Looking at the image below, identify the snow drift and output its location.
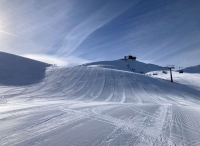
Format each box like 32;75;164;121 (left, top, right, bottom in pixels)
0;52;50;86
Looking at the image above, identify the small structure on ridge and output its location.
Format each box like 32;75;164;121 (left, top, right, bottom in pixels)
124;55;136;60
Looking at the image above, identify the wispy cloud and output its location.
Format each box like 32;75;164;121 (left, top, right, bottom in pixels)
56;0;139;56
0;30;21;38
0;0;200;67
23;54;90;66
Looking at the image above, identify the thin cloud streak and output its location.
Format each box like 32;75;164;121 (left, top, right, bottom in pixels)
56;0;139;56
0;30;20;37
23;54;90;67
0;0;199;67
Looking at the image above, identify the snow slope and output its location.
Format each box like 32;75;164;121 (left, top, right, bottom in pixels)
84;59;164;73
147;70;200;91
0;52;50;86
0;53;200;146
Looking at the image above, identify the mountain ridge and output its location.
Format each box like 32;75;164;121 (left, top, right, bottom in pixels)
184;64;200;73
83;59;164;74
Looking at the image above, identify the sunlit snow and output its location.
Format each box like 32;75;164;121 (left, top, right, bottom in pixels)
0;52;200;146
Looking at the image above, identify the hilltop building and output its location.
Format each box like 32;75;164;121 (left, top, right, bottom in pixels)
124;55;136;60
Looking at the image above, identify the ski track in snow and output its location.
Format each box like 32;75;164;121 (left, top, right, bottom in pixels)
0;65;200;146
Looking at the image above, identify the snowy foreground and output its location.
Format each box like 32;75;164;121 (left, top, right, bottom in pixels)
1;58;200;145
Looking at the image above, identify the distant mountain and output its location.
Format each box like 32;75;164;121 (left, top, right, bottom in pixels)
0;52;50;86
83;59;164;73
184;64;200;73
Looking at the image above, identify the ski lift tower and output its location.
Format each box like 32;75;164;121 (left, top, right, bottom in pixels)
166;65;175;82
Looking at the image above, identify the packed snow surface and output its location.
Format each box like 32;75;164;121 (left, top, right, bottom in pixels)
147;70;200;91
0;53;200;146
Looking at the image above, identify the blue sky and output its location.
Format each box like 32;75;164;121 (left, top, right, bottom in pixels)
0;0;200;67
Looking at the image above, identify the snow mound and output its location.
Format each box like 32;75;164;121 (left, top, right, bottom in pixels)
84;59;164;73
0;52;50;86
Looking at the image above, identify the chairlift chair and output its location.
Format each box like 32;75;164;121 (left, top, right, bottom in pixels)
153;72;158;75
179;67;184;73
162;70;167;74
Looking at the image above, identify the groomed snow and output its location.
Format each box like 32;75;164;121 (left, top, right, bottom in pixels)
0;53;200;146
147;70;200;91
